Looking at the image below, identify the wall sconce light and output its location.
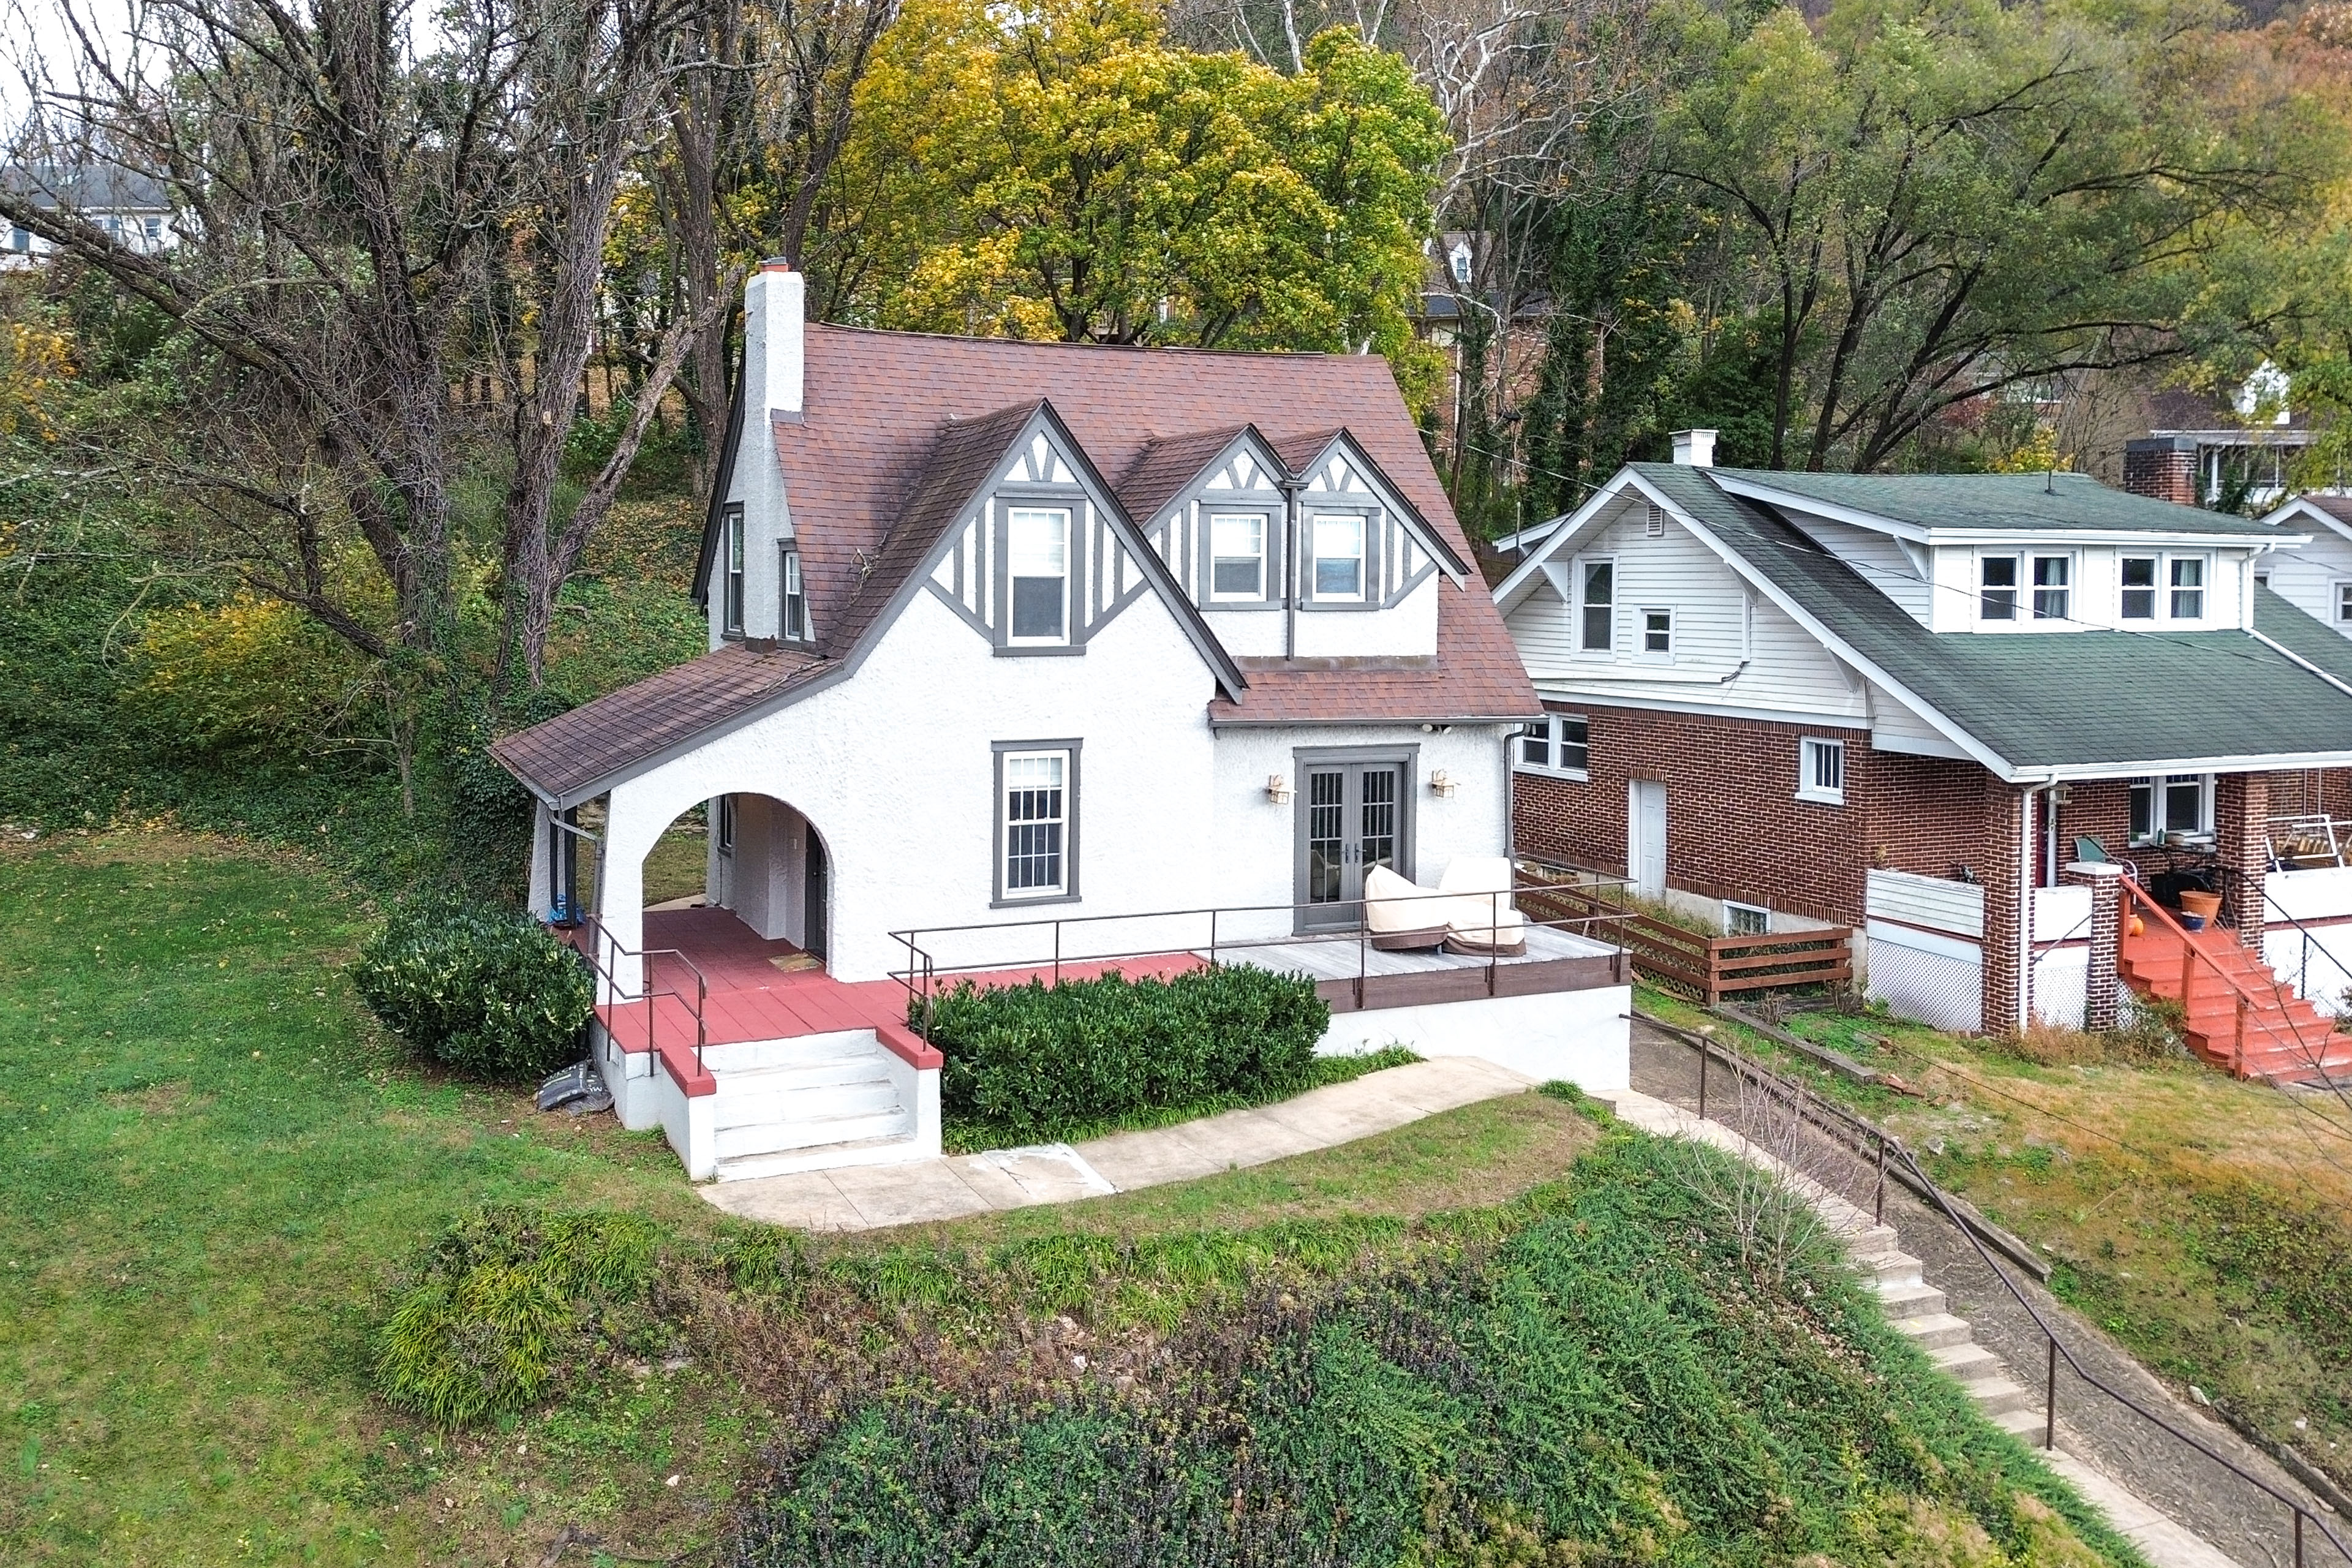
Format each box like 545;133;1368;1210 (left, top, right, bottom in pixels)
1429;769;1458;798
1265;774;1294;805
2050;782;2073;806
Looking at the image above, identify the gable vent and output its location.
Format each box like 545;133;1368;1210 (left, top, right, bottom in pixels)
1645;505;1665;537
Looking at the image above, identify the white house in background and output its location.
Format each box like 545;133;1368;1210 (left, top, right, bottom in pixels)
2258;494;2352;638
1;165;172;268
491;262;1632;1182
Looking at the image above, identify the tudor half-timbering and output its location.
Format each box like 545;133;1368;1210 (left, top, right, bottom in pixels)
491;262;1628;1180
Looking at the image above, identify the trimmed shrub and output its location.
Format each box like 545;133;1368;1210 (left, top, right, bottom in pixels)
352;897;593;1079
920;963;1330;1140
374;1205;662;1427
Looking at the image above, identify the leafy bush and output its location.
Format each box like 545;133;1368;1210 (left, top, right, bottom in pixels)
920;963;1331;1140
375;1205;661;1427
352;897;592;1079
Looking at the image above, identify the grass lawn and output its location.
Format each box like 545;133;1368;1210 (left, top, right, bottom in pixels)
0;831;1607;1566
1640;984;2352;1490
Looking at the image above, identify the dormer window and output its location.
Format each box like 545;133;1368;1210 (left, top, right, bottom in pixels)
780;543;810;643
722;503;745;636
1008;507;1070;643
1312;513;1365;600
1209;513;1267;600
1979;556;2018;620
2121;556;2157;619
2032;556;2070;620
2170;557;2205;620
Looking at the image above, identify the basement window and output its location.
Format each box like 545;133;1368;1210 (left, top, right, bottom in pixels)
1724;901;1771;937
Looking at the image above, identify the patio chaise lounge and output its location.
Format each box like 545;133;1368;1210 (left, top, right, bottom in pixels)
1362;859;1528;957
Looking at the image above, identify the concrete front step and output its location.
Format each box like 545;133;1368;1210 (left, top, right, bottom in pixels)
1875;1279;1948;1321
712;1131;930;1183
1896;1311;1976;1351
714;1104;914;1161
715;1075;903;1131
700;1028;889;1074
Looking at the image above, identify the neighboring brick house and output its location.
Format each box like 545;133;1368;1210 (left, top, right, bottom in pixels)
1493;446;2352;1047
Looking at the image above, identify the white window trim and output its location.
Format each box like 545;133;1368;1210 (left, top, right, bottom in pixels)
1513;713;1590;781
1724;900;1771;936
2119;553;2161;622
2168;553;2211;622
2335;580;2352;624
995;742;1079;904
1638;605;1675;660
1308;510;1369;603
1207;511;1270;603
1796;736;1846;805
1006;506;1073;646
1977;550;2022;625
2029;551;2075;623
1575;554;1616;655
2128;772;2214;846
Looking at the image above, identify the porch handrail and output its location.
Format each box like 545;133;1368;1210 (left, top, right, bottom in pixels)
1657;1020;2352;1567
2117;873;2312;1077
888;881;1635;1037
576;913;712;1079
2201;862;2352;1053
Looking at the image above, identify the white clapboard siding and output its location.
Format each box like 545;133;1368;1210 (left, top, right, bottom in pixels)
1866;681;1971;759
1784;514;1932;624
2263;531;2352;637
1866;868;1986;939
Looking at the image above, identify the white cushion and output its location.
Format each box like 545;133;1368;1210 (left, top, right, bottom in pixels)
1364;864;1452;935
1438;857;1523;946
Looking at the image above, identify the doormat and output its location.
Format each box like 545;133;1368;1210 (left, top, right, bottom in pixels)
769;952;822;973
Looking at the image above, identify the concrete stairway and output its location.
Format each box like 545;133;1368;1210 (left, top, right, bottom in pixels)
706;1032;921;1182
2120;924;2352;1084
1858;1229;2048;1440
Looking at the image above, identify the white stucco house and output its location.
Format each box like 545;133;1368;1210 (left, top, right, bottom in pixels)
491;263;1632;1180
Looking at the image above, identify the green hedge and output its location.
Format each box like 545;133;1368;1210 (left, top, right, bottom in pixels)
919;964;1332;1141
351;897;593;1079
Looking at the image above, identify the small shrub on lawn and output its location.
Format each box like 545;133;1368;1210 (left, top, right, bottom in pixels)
920;963;1332;1140
352;897;592;1079
375;1205;662;1427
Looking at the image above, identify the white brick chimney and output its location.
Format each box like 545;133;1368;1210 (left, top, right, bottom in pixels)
744;258;804;417
1671;428;1716;467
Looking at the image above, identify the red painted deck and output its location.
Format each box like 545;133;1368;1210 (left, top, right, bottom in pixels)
582;907;1205;1091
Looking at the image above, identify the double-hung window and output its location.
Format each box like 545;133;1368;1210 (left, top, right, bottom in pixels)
1515;714;1590;778
2120;556;2157;620
1312;513;1365;600
1008;508;1070;643
2337;582;2352;624
1980;556;2019;620
1579;559;1615;651
2032;556;2071;620
1640;607;1673;656
1798;737;1845;805
780;545;810;643
722;503;745;636
2170;557;2206;620
1209;513;1267;600
998;745;1076;900
2130;774;2211;844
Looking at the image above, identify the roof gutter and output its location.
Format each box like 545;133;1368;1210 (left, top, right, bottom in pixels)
2250;627;2352;704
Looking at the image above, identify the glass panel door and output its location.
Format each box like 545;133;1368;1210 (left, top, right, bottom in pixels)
1306;769;1348;908
1299;761;1406;930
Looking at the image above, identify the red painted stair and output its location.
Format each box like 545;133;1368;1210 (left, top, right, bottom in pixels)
2120;919;2352;1084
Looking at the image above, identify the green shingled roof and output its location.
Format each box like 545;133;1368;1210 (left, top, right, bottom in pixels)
1711;467;2280;537
1632;464;2352;773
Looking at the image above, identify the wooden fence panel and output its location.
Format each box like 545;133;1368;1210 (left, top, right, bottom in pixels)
1515;865;1853;1003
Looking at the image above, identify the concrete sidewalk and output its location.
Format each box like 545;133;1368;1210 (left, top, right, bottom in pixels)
699;1056;1534;1232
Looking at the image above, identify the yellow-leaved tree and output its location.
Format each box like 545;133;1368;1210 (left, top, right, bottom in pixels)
815;0;1446;402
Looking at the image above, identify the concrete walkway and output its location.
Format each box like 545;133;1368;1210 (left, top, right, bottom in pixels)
700;1056;1535;1232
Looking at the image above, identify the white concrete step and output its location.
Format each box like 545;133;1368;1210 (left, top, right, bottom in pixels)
1857;1247;1924;1289
714;1131;930;1183
1896;1312;1976;1351
701;1028;886;1074
715;1076;903;1131
715;1054;899;1102
1990;1404;2049;1439
1931;1341;2004;1383
714;1104;914;1161
1961;1375;2037;1419
1875;1279;1947;1320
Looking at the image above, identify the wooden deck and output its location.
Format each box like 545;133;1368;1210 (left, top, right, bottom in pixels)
1204;925;1629;1015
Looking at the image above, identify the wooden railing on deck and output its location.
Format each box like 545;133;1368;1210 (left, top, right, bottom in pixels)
1514;865;1853;1004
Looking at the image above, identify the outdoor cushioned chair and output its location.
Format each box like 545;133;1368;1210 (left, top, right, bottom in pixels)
1438;856;1527;957
1363;864;1450;951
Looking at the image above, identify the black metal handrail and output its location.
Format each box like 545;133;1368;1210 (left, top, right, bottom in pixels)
888;882;1635;1036
1661;1020;2352;1567
576;913;712;1079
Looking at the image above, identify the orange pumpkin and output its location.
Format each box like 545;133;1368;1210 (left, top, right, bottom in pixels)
2127;915;2145;937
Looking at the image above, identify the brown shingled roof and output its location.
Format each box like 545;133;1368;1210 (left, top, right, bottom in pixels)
492;643;831;805
756;325;1536;726
1114;424;1254;526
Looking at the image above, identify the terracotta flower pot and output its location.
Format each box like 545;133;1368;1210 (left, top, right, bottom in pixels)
2178;890;2223;923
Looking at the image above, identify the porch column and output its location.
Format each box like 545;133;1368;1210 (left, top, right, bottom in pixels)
2065;860;2124;1032
527;799;554;918
598;780;663;1001
2214;772;2269;952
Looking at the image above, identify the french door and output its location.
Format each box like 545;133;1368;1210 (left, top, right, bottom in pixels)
1298;759;1408;930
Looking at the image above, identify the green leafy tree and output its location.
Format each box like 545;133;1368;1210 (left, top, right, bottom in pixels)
813;0;1446;396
